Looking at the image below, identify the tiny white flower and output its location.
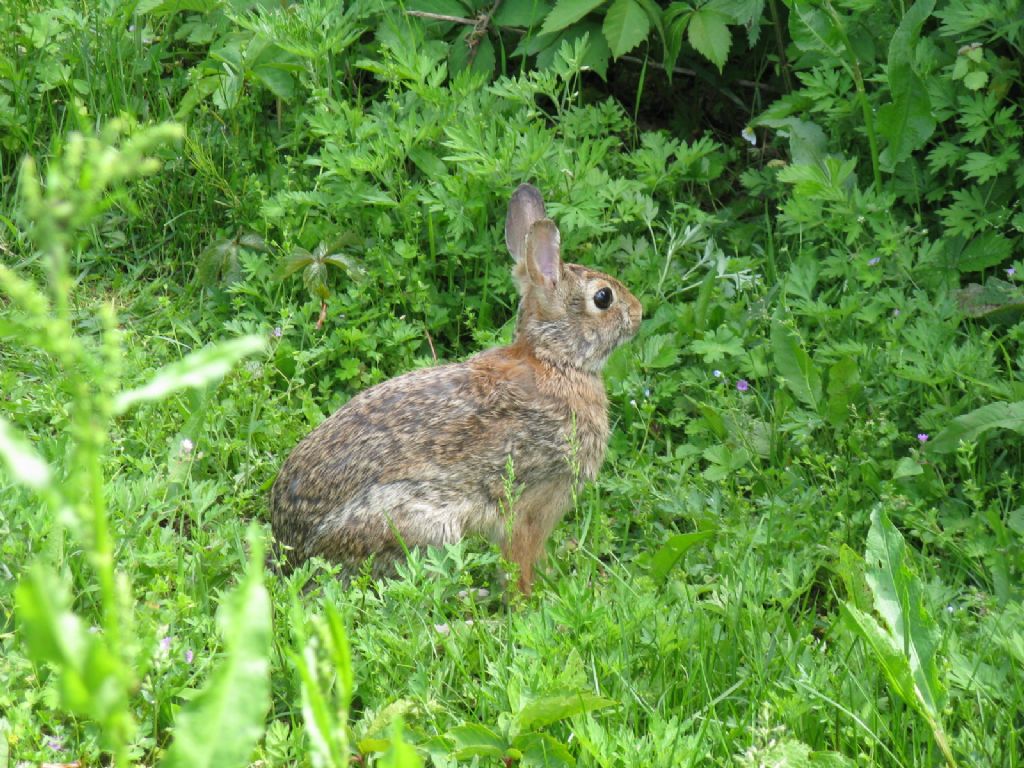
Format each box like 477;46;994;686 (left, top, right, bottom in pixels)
434;623;450;636
741;126;757;146
712;369;722;378
477;588;489;598
180;438;194;455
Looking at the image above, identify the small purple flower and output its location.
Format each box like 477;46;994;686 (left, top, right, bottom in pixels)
1006;267;1016;277
892;309;901;317
917;433;929;443
736;379;750;392
272;326;283;338
185;648;194;664
712;369;723;378
160;636;172;652
868;257;881;266
47;739;63;752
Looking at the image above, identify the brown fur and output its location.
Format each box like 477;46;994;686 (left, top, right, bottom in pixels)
270;184;642;594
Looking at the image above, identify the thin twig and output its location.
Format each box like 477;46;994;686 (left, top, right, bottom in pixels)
424;326;437;363
405;10;476;25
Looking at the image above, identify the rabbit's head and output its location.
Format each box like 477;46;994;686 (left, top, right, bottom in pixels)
504;184;642;373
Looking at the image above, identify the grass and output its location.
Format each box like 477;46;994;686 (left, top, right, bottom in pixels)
1;1;1023;767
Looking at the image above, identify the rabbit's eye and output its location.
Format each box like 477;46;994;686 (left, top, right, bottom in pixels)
593;287;613;310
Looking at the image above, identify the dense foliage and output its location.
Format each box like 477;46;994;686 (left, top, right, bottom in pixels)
1;0;1022;765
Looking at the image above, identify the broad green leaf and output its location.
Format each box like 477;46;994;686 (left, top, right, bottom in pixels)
662;2;692;74
963;70;988;90
162;527;272;768
825;357;861;426
771;321;822;411
877;0;936;169
877;75;934;169
513;732;576;767
864;507;946;716
114;336;266;414
379;719;424;768
253;65;295;100
928;400;1024;453
602;0;649;59
16;566;87;679
514;692;616;733
788;0;842;55
540;0;608;35
841;603;919;709
836;544;873;613
15;566;133;742
956;277;1024;319
449;27;496;77
892;457;924;479
448;723;508;759
136;0;217;13
0;416;52;489
651;531;715;583
686;7;731;71
494;0;553;28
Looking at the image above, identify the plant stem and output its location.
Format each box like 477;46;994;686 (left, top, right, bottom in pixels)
823;1;882;191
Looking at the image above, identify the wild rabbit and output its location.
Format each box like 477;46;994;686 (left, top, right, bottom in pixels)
271;184;642;594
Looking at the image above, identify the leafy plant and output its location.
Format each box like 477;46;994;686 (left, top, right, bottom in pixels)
841;507;957;767
446;690;616;766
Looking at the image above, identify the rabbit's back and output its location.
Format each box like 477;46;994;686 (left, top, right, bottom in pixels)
270;345;602;568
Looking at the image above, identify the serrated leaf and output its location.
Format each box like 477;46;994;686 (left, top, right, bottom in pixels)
686;7;731;71
114;336;266;414
540;0;608;35
514;692;616;733
602;0;649;58
771;321;821;411
0;416;52;489
928;400;1024;453
957;231;1013;272
162;528;272;768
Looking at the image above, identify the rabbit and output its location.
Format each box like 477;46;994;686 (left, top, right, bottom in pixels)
270;184;642;594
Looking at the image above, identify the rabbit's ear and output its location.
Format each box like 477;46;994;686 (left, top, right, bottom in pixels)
506;184;547;262
525;219;561;290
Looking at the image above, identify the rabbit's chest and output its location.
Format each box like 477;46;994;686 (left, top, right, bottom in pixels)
570;406;609;482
